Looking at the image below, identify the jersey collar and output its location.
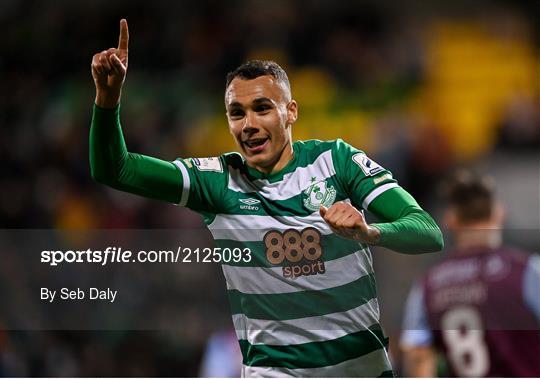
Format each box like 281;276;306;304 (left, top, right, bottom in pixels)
244;142;300;183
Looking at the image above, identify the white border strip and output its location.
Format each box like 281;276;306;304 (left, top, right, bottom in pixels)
173;160;191;206
362;183;399;210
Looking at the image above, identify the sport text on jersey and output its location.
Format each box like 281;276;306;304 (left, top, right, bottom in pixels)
264;227;326;279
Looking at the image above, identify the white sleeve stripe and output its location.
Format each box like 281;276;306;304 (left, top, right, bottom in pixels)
523;254;540;322
362;183;399;210
173;160;190;207
400;282;433;347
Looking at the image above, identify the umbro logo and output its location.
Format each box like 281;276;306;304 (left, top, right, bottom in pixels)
239;198;260;205
239;198;260;211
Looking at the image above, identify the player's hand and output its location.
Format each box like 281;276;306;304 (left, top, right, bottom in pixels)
320;202;381;244
91;19;129;108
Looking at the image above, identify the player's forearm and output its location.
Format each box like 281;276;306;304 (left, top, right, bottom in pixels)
367;187;443;254
373;208;443;254
95;90;122;109
89;104;182;203
89;104;128;183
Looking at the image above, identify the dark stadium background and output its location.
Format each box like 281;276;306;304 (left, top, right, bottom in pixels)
0;0;538;376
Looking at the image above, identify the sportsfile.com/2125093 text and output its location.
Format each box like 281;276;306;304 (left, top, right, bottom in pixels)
40;247;252;266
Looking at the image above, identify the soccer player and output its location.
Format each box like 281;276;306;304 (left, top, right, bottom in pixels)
400;170;540;377
90;19;443;377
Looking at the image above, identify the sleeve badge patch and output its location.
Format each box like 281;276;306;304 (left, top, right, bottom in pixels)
192;157;223;173
352;153;384;176
182;158;193;168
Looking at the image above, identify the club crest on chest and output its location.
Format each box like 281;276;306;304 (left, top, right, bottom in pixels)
303;177;336;212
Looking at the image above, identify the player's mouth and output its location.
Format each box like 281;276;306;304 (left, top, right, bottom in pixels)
243;137;269;153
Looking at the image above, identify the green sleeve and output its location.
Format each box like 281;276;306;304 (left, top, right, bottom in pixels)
89;104;182;204
369;187;444;254
176;156;229;221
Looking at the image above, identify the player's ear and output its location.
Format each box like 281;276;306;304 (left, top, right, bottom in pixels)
492;202;506;225
444;208;458;230
286;100;298;125
227;118;236;138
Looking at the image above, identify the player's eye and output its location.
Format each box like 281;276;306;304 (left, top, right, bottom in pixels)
229;109;245;119
255;104;271;113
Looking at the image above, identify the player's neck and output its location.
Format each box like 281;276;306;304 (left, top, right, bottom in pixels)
252;142;294;175
454;226;503;250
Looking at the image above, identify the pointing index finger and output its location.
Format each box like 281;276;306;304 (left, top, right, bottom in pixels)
118;19;129;51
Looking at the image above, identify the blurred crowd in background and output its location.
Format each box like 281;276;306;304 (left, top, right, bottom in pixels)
0;0;538;376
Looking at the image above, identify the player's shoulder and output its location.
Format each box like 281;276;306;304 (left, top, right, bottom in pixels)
498;247;540;269
296;138;365;152
294;138;367;161
220;151;244;171
294;139;334;153
177;152;241;176
424;246;536;282
473;246;536;267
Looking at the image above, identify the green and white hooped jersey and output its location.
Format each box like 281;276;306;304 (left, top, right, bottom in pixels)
174;139;397;377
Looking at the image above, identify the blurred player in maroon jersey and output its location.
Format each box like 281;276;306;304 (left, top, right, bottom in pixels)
400;170;540;377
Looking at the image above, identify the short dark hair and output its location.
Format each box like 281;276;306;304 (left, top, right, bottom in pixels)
225;60;291;92
443;169;495;223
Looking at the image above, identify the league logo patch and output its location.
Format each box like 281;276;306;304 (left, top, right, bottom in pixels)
192;157;223;173
352;153;384;176
303;178;336;212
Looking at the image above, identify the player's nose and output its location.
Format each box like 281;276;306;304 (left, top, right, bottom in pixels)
242;111;259;133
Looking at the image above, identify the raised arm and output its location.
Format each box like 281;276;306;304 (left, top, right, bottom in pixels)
91;19;129;109
89;19;182;203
